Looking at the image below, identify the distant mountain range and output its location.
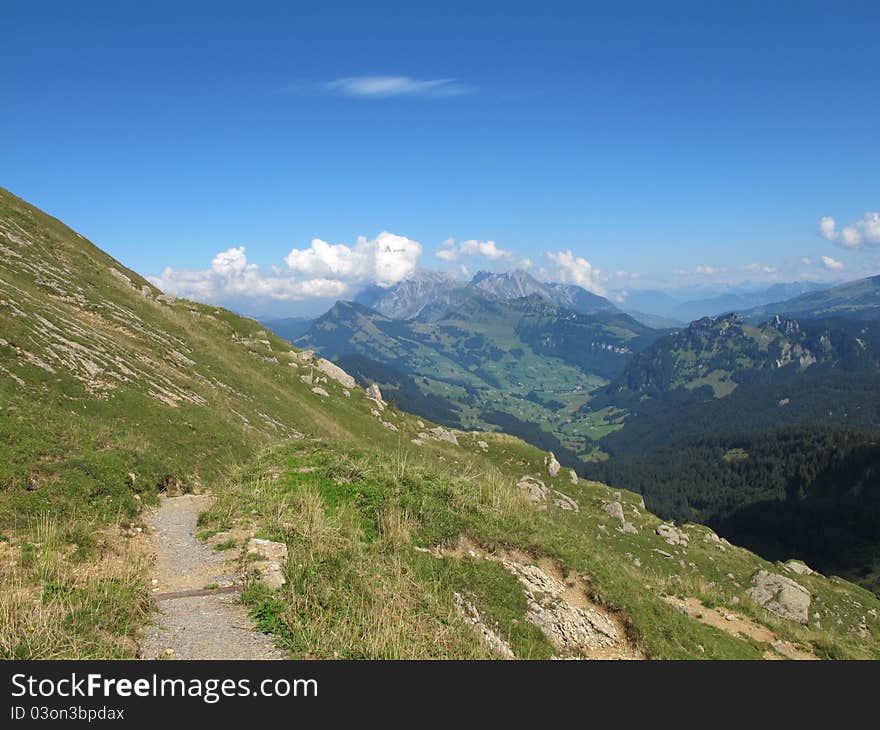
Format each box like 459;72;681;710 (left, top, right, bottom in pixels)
741;275;880;322
622;281;833;323
356;269;620;321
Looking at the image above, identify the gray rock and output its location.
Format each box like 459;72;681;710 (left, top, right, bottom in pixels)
311;386;329;397
315;358;356;388
545;452;561;477
603;500;625;522
517;475;549;505
366;383;383;401
784;559;817;576
656;523;689;547
746;570;811;624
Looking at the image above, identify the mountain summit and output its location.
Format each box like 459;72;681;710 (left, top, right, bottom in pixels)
354;268;619;321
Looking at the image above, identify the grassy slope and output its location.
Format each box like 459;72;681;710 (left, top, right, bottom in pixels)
743;275;880;322
2;186;879;659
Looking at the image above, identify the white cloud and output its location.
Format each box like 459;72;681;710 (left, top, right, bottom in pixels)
150;232;422;304
149;246;350;302
695;265;719;275
520;258;534;270
435;238;458;262
284;232;422;288
545;250;606;295
819;212;880;249
326;76;470;98
821;255;844;270
743;263;777;274
801;257;813;265
434;238;513;262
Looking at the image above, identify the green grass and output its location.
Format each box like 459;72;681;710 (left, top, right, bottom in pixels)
200;436;880;659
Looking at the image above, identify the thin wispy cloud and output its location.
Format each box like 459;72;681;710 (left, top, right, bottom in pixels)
325;75;471;98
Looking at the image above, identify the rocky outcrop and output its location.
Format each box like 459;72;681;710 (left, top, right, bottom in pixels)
291;349;315;364
602;495;637;534
545;452;561;477
419;427;458;445
518;475;549;505
746;570;811;624
603;500;625;521
366;383;383;402
569;469;578;485
311;386;329;397
502;560;620;655
784;560;817;576
454;592;515;659
315;358;356;389
246;538;288;590
517;475;578;512
551;490;579;512
656;523;689;547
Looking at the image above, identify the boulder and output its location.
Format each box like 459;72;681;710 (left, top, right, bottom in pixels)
551;490;579;512
426;427;458;445
545;452;561;477
746;570;811;624
315;358;356;389
253;560;285;590
291;349;315;364
602;500;625;522
656;523;689;547
569;469;578;485
366;383;383;402
311;386;329;397
784;559;817;576
517;475;549;505
247;538;287;562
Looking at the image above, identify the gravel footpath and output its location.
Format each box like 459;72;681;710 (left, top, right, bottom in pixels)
140;494;286;660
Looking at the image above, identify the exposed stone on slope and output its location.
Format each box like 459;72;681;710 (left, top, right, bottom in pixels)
656;523;689;547
315;357;356;389
420;427;458;445
602;500;625;521
747;570;811;624
311;386;329;397
517;475;549;505
454;592;515;659
545;452;561;477
246;538;288;590
502;560;620;655
599;494;637;532
551;490;579;512
291;349;315;364
366;383;383;402
784;559;818;576
569;469;578;485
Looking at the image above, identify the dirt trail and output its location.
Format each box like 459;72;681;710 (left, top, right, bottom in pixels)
140;494;285;660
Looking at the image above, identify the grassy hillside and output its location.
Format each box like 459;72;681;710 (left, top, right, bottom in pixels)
2;186;880;660
742;275;880;322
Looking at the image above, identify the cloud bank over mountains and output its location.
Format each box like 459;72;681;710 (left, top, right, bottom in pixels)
151;208;873;310
152;232;613;307
820;212;880;249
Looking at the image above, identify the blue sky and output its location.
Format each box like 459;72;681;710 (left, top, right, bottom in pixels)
2;1;879;315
